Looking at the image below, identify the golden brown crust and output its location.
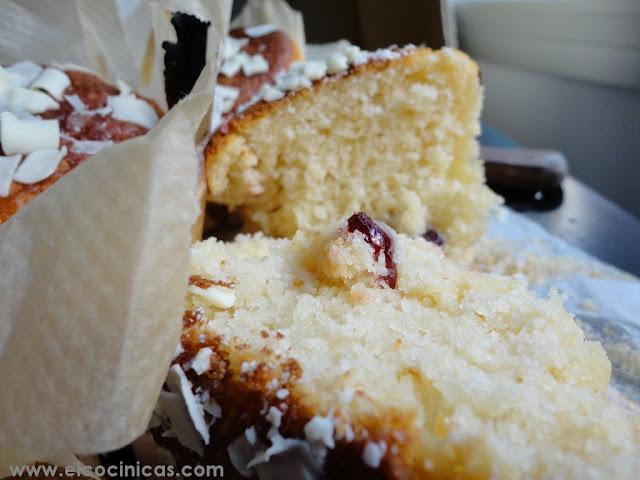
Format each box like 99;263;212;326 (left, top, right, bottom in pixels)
154;310;435;480
204;47;450;198
0;69;163;225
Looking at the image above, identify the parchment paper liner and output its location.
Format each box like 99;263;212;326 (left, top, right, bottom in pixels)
0;0;230;463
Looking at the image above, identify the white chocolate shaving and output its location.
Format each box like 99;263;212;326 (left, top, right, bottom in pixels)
213;45;418;135
241;54;269;76
304;416;335;448
326;52;348;74
0;154;21;197
0;78;59;114
220;35;270;78
223;36;249;60
107;94;158;129
215;84;240;114
0;111;59;155
303;61;327;81
362;441;387;469
275;388;289;399
65;94;86;112
244;24;278;37
189;347;213;375
189;284;236;309
116;79;132;96
343;45;362;62
31;67;71;100
220;56;243;77
259;84;284;102
13;146;67;184
155;390;204;456
4;62;43;87
164;365;210;451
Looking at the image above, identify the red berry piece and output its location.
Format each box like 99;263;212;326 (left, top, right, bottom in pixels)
423;228;444;247
346;212;397;288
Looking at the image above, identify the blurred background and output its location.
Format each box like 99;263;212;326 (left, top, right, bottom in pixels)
233;0;640;218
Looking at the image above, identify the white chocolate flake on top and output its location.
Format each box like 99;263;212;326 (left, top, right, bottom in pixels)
188;284;236;309
31;67;71;100
107;93;158;129
13;146;67;184
212;44;417;133
3;61;43;87
0;111;59;155
220;34;270;79
0;62;159;205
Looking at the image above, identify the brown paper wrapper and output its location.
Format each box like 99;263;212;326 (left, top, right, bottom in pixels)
0;0;230;462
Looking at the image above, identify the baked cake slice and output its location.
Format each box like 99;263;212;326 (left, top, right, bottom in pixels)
149;213;639;479
205;45;500;257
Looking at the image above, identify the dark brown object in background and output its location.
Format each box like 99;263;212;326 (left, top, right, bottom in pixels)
232;0;446;49
483;146;568;191
483;146;568;213
163;12;211;108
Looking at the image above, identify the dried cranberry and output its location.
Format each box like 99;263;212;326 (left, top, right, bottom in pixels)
423;228;444;247
346;212;397;288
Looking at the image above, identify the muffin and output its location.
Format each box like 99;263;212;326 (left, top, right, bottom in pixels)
211;25;303;133
0;62;162;224
205;45;500;257
149;212;639;479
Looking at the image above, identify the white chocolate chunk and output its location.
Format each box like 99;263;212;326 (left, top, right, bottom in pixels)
189;347;213;375
166;365;210;447
277;72;305;91
304;416;335;448
259;85;284;102
342;45;362;62
0;77;59;114
107;94;158;129
215;84;239;114
13;146;67;184
116;79;132;96
0;112;60;155
244;24;277;37
275;388;289;399
223;36;249;60
219;56;243;77
65;94;86;112
241;54;269;76
304;61;327;81
4;62;43;87
0;154;21;197
155;390;204;456
326;52;349;74
31;67;71;100
188;284;236;309
220;39;270;78
362;441;387;468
